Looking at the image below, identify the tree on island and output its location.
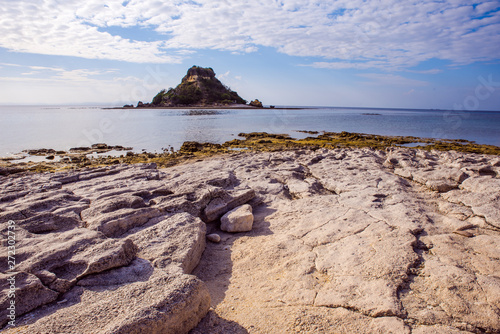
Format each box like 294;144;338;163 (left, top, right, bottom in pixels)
150;66;247;107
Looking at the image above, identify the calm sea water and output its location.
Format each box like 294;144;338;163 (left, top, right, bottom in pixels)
0;105;499;157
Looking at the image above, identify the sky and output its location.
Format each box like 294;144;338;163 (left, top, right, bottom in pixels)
0;0;499;110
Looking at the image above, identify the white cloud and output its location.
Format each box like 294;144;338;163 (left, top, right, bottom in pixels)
0;0;182;63
0;0;499;69
217;71;231;81
304;61;392;70
407;69;443;75
0;63;155;104
0;63;24;68
358;73;429;86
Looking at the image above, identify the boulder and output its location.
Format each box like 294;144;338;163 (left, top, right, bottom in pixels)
127;212;206;273
204;188;255;222
220;204;254;232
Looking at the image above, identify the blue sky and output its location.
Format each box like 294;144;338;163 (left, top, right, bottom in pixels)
0;0;499;110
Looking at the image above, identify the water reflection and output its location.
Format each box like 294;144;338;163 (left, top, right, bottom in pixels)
181;109;230;116
0;106;499;156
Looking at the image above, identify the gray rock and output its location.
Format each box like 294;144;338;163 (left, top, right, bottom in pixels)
314;224;418;317
127;212;206;273
0;163;217;332
85;207;162;237
220;204;254;232
204;188;255;222
0;272;59;328
8;229;137;283
77;258;154;286
206;233;221;243
18;271;210;334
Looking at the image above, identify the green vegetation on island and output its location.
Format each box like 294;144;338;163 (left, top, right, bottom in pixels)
150;66;247;107
249;99;263;108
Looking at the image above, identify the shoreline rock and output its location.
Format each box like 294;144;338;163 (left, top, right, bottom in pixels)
206;233;221;243
1;147;499;333
249;99;263;108
2;131;499;176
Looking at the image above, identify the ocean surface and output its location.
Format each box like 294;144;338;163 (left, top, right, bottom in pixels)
1;105;499;157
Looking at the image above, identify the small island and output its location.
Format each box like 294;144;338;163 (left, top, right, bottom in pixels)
131;66;264;109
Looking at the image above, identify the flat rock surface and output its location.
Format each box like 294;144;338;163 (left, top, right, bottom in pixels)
189;148;499;333
0;147;499;333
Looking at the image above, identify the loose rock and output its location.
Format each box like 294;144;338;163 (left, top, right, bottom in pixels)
207;233;221;243
220;204;254;232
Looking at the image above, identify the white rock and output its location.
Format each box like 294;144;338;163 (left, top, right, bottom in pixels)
220;204;253;232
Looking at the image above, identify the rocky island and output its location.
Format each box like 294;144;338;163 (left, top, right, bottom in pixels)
135;66;252;108
1;133;499;333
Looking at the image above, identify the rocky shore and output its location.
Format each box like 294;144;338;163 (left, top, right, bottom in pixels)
1;143;499;333
2;131;499;175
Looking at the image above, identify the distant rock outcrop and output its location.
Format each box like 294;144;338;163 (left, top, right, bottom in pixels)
151;66;247;107
136;101;152;108
249;99;263;108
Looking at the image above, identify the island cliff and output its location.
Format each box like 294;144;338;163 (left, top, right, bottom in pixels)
150;66;247;107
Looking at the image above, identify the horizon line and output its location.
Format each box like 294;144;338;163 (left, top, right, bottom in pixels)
0;103;499;113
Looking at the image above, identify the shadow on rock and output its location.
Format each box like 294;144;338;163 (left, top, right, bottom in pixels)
189;310;249;334
191;203;274;330
9;258;155;329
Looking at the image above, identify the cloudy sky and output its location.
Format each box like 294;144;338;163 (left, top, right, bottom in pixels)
0;0;499;110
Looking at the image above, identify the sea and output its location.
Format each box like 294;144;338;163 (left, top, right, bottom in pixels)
0;105;499;158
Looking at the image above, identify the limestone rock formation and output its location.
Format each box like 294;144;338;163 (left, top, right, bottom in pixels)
1;147;500;333
0;162;256;333
188;147;500;333
151;66;247;107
